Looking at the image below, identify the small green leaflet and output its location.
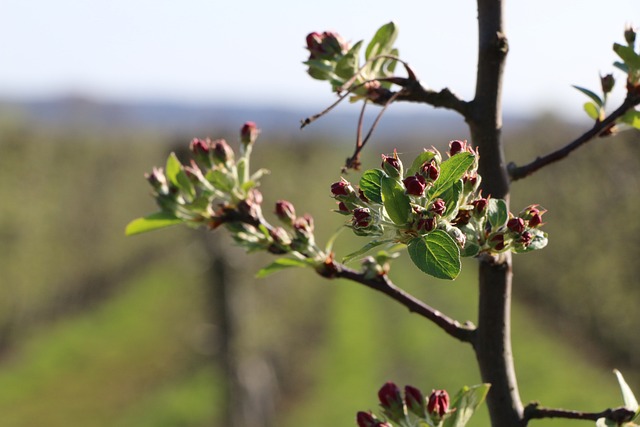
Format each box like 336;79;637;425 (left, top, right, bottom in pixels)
359;169;385;203
487;198;508;229
125;212;183;236
583;102;601;121
572;85;603;107
365;22;398;61
255;258;313;278
166;152;195;200
429;152;475;200
443;384;491;427
613;43;640;71
407;230;461;280
342;239;394;264
620;109;640;130
406;150;438;177
335;41;362;80
380;176;411;225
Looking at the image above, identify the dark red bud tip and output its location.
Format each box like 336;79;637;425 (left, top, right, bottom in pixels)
507;217;525;234
190;138;210;155
403;174;426;196
331;179;353;197
528;213;543;228
421;162;440;181
601;74;615;94
427;389;449;417
353;207;373;228
430;199;446;216
275;200;296;224
356;411;378;427
472;198;488;214
240;122;259;145
449;140;467;156
212;139;235;163
378;382;403;409
404;385;426;416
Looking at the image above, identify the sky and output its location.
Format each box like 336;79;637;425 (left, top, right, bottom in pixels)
1;0;638;118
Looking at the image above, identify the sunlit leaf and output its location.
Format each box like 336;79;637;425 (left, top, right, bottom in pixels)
125;212;182;236
620;109;640;129
407;150;438;177
487;199;508;229
381;176;411;225
443;384;491;427
166;152;195;200
583;102;601;121
360;168;385;203
335;41;362;81
614;43;640;70
407;231;461;280
615;370;639;412
365;22;398;61
342;239;394;264
429;152;475;200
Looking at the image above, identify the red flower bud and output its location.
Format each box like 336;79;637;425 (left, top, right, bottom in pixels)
378;382;403;409
403;174;427;196
356;411;378;427
212;139;235;164
338;201;350;213
417;217;436;232
519;231;533;246
449;140;467;156
404;385;426;417
528;213;543;228
240;121;259;145
381;152;403;178
421;161;440;182
427;389;449;418
430;199;446;216
190;138;210;155
489;233;506;251
601;73;615;94
625;26;636;47
353;208;373;228
472;198;488;215
331;178;354;197
306;31;348;60
275;200;296;225
507;217;525;234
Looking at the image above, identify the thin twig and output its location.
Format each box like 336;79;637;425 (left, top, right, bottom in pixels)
317;259;477;344
338;54;417;93
523;402;636;425
508;93;640;181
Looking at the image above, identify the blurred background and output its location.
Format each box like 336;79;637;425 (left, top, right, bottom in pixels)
1;1;639;426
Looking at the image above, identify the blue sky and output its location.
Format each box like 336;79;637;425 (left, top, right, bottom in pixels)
1;0;638;117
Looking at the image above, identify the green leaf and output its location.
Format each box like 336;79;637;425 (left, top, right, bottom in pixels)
206;169;235;192
407;230;461;280
443;384;491;427
487;198;508;229
614;370;639;412
407;150;438;176
166;153;195;199
342;239;394;264
125;212;183;236
359;169;385;204
583;102;601;121
620;109;640;129
255;258;312;278
614;43;640;71
365;22;398;61
335;41;362;81
614;61;630;74
572;85;603;107
430;152;475;200
439;181;463;218
381;176;411;225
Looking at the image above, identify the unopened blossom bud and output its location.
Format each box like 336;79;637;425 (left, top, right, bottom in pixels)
403;174;427;196
378;382;406;422
519;231;533;246
507;217;525;234
293;214;314;236
356;411;378;427
601;74;615;94
337;201;351;214
519;204;542;220
420;161;440;182
528;213;544;228
404;385;426;417
417;217;436;233
331;178;355;197
189;138;212;166
268;227;292;254
489;233;506;251
472;197;488;216
145;167;169;194
212;139;235;165
240;122;259;146
625;26;637;47
430;199;446;216
427;390;449;418
449;140;467;156
381;153;403;178
353;208;373;228
358;188;370;203
275;200;296;225
306;31;348;60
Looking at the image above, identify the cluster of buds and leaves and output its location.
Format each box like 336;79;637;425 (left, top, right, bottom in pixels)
574;26;640;130
332;141;548;280
356;381;489;427
126;123;328;272
304;22;399;100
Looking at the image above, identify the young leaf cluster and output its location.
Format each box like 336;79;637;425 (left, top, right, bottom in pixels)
331;141;548;280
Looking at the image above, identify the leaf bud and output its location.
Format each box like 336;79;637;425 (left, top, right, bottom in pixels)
403;174;427;196
381;152;403;178
601;74;615;94
275;200;296;225
404;385;426;417
240;121;260;146
427;389;450;418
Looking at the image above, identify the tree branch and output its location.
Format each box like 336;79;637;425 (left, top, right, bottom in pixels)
316;259;476;344
523;402;636;425
508;93;640;181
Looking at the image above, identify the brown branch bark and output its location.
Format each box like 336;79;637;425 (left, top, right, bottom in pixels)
317;260;476;344
523;402;635;424
468;1;524;426
508;93;640;181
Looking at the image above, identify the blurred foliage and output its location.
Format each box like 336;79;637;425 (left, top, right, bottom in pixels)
0;112;637;426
